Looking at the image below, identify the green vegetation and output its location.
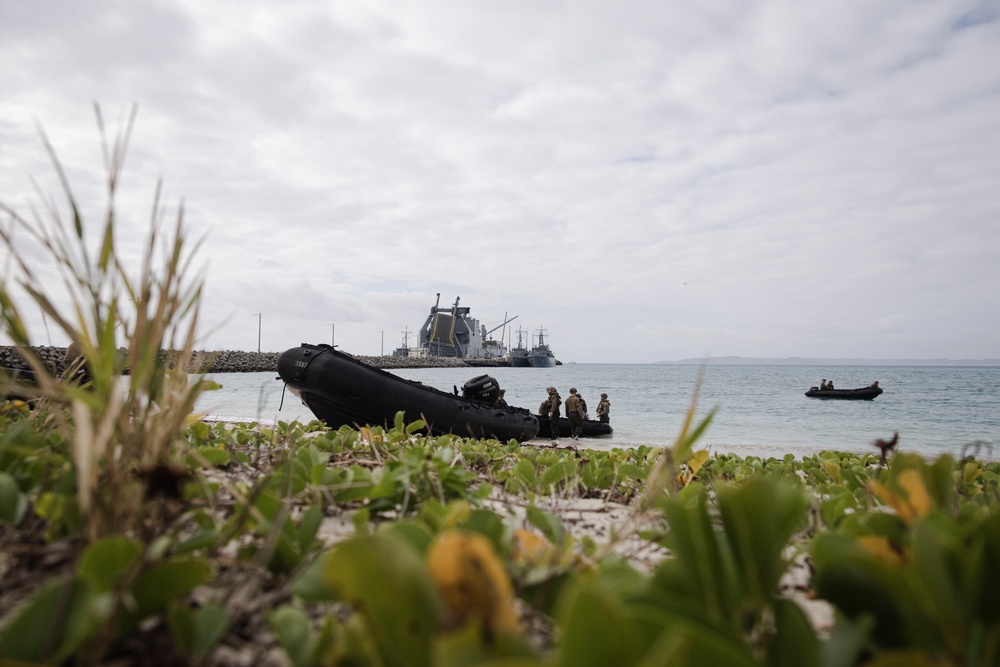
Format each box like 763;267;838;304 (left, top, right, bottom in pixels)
2;113;999;666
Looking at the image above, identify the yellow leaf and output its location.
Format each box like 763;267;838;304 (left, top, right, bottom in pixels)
686;449;710;477
676;450;710;488
512;529;551;566
857;535;905;566
426;531;520;636
898;469;933;519
820;459;841;483
867;480;915;524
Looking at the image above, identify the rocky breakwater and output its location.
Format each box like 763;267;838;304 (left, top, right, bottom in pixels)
3;346;474;375
0;346;280;375
1;345;80;377
202;350;469;372
353;355;467;370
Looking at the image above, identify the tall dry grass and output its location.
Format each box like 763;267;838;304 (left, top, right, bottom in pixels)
0;105;217;539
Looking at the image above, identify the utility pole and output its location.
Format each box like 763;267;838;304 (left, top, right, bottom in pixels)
252;313;261;352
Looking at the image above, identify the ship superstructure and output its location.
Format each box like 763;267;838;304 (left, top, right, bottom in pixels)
415;294;515;360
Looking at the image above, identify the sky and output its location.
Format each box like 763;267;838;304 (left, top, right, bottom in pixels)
2;0;999;364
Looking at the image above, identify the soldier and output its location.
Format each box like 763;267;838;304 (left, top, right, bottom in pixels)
596;393;610;423
545;386;562;444
565;388;585;440
496;389;508;406
538;396;551;416
63;340;91;384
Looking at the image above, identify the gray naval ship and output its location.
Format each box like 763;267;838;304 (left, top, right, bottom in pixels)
527;327;557;368
508;326;530;367
393;294;558;367
405;294;516;362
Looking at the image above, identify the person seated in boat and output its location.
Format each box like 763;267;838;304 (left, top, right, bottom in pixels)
827;380;835;390
870;380;879;389
819;379;828;390
496;389;508;406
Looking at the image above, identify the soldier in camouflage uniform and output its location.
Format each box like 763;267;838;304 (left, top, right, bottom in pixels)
565;388;585;440
596;393;610;424
545;386;561;443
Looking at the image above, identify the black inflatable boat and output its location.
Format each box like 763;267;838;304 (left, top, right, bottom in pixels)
277;343;539;442
1;366;38;401
535;416;613;439
804;385;883;400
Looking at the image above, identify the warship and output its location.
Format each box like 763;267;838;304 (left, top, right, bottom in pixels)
508;327;530;367
527;327;557;368
412;294;516;360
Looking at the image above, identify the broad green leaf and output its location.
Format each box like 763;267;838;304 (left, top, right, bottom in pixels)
124;557;215;628
716;477;809;605
460;508;506;554
515;458;538;490
557;581;638;667
190;446;231;466
769;598;821;667
658;487;738;626
432;620;541;666
311;534;442;667
268;605;315;667
624;601;758;667
78;535;143;591
167;600;228;657
379;519;435;555
298;505;323;551
820;615;876;667
0;471;27;524
526;505;565;545
540;460;575;488
0;579;111;664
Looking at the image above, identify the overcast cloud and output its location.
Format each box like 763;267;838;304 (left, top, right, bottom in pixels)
2;0;999;363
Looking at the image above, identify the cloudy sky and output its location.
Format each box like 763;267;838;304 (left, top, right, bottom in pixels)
2;0;999;363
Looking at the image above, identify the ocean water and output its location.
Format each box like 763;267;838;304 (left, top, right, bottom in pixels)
195;364;1000;461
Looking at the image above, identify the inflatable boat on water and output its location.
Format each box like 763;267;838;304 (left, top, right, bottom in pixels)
805;385;883;400
277;343;539;442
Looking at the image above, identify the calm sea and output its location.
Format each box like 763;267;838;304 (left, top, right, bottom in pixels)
195;364;999;461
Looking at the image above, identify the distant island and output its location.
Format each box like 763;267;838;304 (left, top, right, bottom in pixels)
655;356;1000;367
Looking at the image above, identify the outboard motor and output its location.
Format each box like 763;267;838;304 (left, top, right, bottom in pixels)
462;374;501;403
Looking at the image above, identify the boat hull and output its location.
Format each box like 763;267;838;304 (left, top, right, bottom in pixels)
2;366;39;401
278;344;539;442
527;352;556;368
805;386;883;400
508;349;530;367
536;417;613;439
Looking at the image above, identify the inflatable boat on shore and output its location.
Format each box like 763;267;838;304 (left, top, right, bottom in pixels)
805;385;883;400
277;343;539;442
535;416;613;439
